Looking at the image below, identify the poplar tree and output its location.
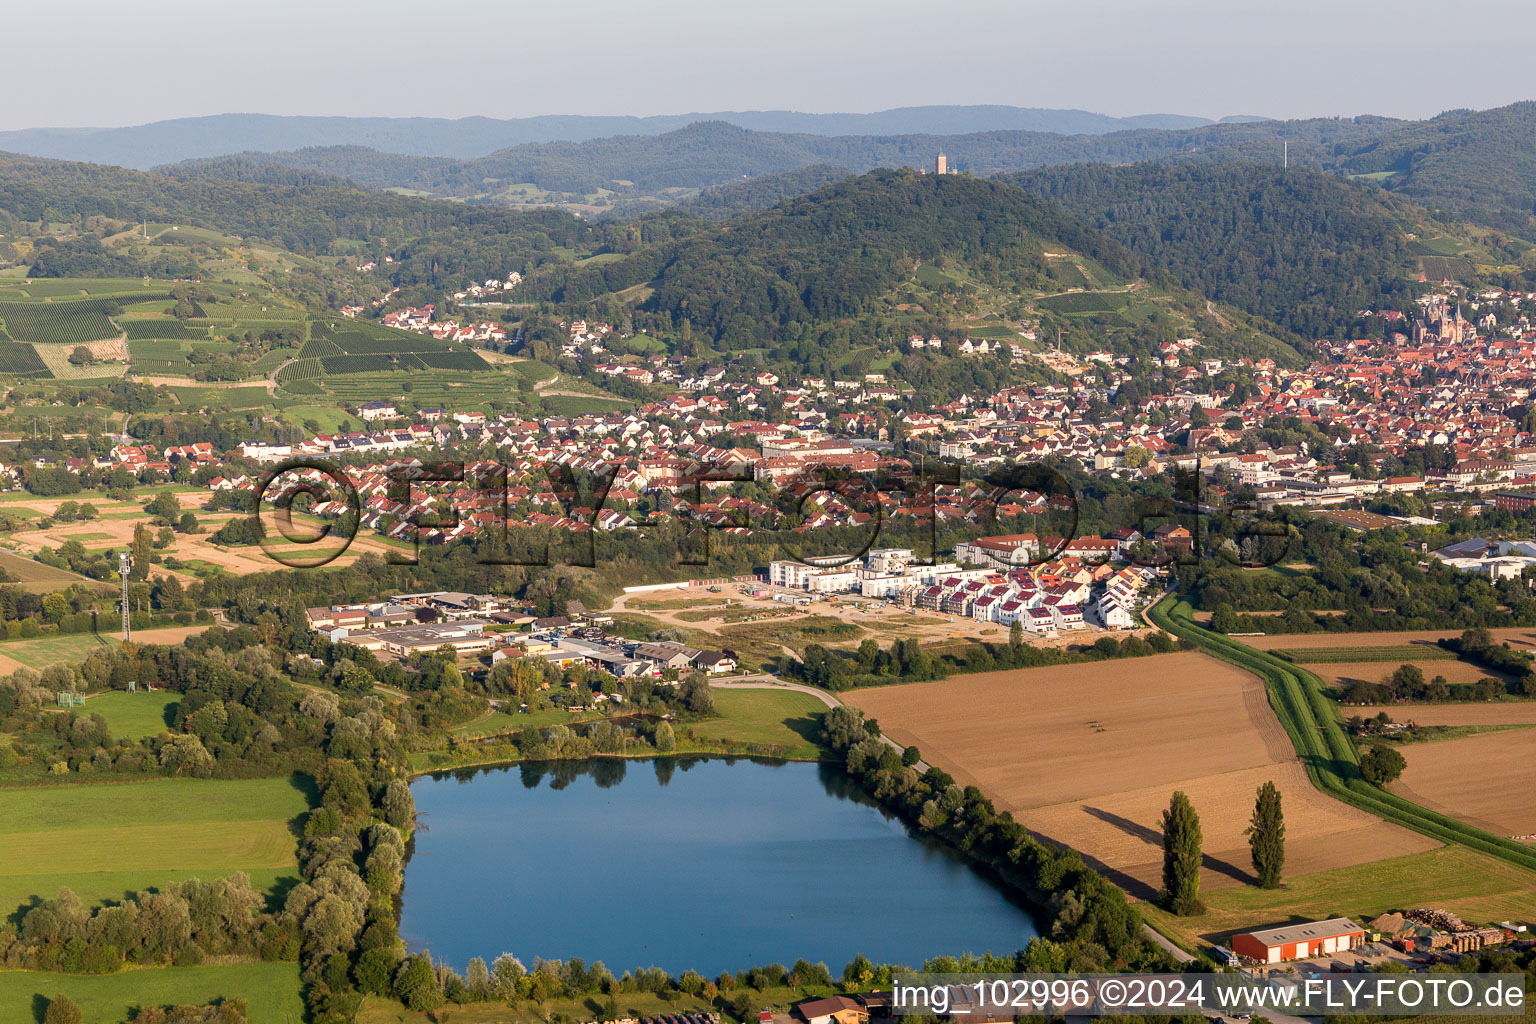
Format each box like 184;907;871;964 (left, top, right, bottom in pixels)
1161;790;1205;915
1247;780;1286;889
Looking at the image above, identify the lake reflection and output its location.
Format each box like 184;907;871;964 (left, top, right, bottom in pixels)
400;757;1040;975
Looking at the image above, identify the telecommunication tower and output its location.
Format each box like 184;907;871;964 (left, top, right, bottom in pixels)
119;553;131;641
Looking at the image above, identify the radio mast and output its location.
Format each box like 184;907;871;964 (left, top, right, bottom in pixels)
119;553;131;641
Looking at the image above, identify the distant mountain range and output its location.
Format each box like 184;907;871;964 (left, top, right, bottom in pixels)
152;103;1536;236
0;107;1253;169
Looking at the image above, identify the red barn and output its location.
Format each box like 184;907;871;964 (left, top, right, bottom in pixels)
1232;918;1364;964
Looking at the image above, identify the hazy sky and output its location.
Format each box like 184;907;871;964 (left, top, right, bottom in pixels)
7;0;1534;130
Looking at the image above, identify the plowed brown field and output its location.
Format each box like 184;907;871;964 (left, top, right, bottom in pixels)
1350;704;1536;725
844;652;1438;898
1242;629;1536;651
1391;731;1536;839
1316;660;1508;690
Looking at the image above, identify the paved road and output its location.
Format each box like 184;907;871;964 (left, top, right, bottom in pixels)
1141;923;1194;964
712;675;839;707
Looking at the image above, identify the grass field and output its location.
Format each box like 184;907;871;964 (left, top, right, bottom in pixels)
684;687;828;758
0;962;303;1024
275;403;359;432
447;706;604;739
0;632;114;670
440;689;827;761
77;690;178;740
358;986;801;1024
0;625;212;673
538;394;633;416
0;775;310;920
1140;844;1536;950
844;653;1437;898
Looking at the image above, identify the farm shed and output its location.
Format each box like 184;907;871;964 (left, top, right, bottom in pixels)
1232;918;1364;963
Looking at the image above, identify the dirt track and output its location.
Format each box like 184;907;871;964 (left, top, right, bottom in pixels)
844;652;1438;898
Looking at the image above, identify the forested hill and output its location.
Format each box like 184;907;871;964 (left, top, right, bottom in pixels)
1005;163;1442;339
0;151;645;295
1324;102;1536;228
159;104;1536;235
519;169;1302;370
675;164;855;219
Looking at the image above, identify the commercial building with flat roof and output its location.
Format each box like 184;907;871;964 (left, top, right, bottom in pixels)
1231;918;1363;964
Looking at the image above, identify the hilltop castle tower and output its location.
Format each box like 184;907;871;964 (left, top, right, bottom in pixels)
936;150;948;175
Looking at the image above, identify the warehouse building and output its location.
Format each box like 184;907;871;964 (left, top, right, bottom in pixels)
1231;918;1364;963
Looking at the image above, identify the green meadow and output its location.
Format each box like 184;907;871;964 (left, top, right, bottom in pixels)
78;690;179;740
0;776;311;920
0;962;303;1024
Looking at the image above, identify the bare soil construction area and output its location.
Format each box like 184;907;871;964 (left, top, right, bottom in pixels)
844;652;1438;899
1391;730;1536;839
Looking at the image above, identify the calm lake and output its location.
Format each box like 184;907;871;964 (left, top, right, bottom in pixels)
401;757;1041;976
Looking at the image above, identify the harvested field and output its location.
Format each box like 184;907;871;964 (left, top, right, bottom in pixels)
1315;660;1508;691
844;652;1438;898
1390;731;1536;838
1240;628;1536;651
1349;703;1536;726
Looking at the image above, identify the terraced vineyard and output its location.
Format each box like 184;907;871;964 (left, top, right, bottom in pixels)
289;318;491;376
313;369;524;406
0;344;50;376
122;319;206;340
1034;291;1131;314
0;297;141;344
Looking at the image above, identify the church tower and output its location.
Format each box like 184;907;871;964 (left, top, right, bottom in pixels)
936;150;948;175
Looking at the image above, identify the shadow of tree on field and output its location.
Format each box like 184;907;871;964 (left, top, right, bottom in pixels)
1081;804;1257;887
